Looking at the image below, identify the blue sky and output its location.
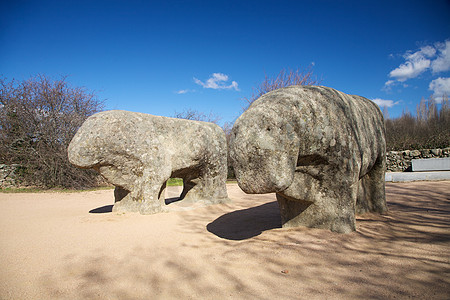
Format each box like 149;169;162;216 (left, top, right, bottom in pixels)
1;0;449;126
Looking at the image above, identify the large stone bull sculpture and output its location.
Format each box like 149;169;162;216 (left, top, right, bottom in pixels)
68;110;229;214
229;86;387;233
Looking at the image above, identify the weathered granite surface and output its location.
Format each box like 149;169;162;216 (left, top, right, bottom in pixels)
229;86;387;233
68;110;229;214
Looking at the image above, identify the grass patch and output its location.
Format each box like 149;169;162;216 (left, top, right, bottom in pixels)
0;186;114;193
167;178;183;186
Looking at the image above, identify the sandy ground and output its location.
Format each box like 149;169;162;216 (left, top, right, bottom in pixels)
0;181;449;299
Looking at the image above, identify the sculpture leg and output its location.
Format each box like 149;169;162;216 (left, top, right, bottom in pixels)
113;186;144;213
139;178;170;214
276;194;312;227
112;174;170;214
356;157;387;214
179;176;200;202
277;183;358;233
180;170;229;205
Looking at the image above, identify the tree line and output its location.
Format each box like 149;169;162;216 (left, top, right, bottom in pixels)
384;95;449;151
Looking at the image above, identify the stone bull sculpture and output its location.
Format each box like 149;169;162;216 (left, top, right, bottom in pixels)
68;110;229;214
229;86;387;233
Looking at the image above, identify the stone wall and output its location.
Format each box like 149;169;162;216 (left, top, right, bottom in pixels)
386;148;450;172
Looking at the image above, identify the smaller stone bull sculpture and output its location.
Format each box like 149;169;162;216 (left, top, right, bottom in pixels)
229;86;387;233
68;110;229;214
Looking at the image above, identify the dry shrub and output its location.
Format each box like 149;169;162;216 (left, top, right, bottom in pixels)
243;65;320;108
172;108;221;124
0;75;104;188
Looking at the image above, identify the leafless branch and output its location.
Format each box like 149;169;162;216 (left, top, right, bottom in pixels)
243;65;320;108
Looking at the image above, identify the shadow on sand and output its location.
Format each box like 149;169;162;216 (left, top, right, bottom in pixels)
89;195;183;214
89;205;113;214
165;197;183;205
207;201;282;240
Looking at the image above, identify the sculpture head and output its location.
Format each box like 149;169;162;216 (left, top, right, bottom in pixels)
67;115;103;169
229;101;300;194
68;111;123;169
67;110;148;191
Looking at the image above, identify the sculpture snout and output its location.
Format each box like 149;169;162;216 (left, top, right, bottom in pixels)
67;140;100;169
235;166;293;194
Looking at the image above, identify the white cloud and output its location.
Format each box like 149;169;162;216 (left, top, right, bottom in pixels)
431;40;450;73
389;60;430;82
371;98;401;108
176;89;189;94
385;80;396;86
429;77;450;103
388;46;435;82
194;73;239;91
382;80;396;92
385;40;450;91
413;45;436;57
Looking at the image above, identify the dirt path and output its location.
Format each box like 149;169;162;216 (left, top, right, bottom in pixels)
1;181;449;299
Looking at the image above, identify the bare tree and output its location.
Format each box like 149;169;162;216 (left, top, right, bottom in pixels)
0;74;104;188
243;65;320;108
173;108;221;124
